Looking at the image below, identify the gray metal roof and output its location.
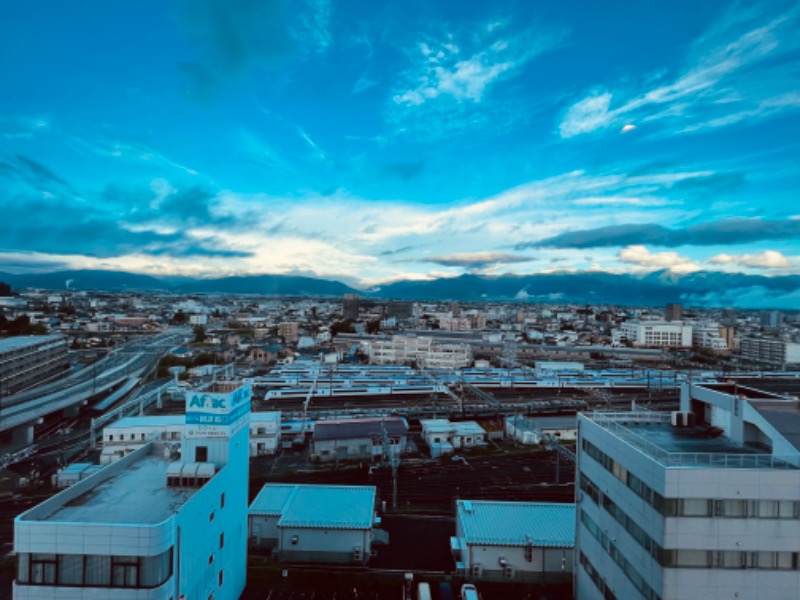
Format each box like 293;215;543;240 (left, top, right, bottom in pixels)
0;334;65;354
456;500;575;548
314;417;408;441
250;484;376;529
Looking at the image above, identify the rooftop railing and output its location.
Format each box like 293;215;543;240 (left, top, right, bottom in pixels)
590;411;799;470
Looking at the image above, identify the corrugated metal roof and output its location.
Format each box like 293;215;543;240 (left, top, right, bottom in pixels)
249;483;376;529
279;485;376;530
314;417;408;441
456;500;575;548
249;484;297;516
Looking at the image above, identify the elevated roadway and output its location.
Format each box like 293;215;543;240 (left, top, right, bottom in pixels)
0;329;186;441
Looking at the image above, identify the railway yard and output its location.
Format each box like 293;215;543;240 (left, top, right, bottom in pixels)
2;357;799;599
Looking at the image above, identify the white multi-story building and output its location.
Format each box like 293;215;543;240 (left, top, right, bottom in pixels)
739;337;800;367
576;382;800;600
0;335;68;397
99;411;281;464
620;320;693;348
13;381;252;600
692;322;733;352
362;335;472;369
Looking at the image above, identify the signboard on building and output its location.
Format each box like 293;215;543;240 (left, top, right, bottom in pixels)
185;384;251;438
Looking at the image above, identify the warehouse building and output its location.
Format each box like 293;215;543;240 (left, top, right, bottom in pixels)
0;335;68;396
311;416;408;463
13;381;252;600
249;483;378;564
451;500;574;583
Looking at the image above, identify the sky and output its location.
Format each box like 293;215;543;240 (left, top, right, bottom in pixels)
0;0;799;290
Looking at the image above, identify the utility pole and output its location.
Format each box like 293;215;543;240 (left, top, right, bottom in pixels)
381;420;399;511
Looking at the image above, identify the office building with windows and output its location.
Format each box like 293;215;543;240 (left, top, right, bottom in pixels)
575;382;800;600
13;381;251;599
0;335;68;396
620;320;693;348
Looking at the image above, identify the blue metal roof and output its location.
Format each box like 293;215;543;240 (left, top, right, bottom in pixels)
249;484;296;516
456;500;575;548
249;484;376;529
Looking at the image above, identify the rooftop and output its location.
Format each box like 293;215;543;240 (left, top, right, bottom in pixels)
314;417;408;441
250;484;376;529
24;454;199;524
0;334;65;354
107;415;185;429
589;411;798;469
456;500;575;547
752;398;800;453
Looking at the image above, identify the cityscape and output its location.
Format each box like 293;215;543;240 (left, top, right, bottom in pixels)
2;1;800;599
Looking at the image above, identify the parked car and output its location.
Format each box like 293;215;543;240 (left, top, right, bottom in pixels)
461;583;480;600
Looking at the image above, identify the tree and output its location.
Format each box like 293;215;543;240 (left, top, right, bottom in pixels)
172;310;188;324
193;325;207;343
0;282;11;297
366;319;381;335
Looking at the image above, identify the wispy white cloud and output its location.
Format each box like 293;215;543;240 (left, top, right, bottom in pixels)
291;0;333;54
388;20;562;138
559;2;800;138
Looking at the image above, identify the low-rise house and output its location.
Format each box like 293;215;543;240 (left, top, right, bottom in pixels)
505;416;577;445
311;417;409;463
420;419;487;457
451;500;575;583
249;484;378;564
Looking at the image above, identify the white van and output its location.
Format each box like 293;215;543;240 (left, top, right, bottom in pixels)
417;582;432;600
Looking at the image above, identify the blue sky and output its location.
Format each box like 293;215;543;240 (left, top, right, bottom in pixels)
0;0;798;288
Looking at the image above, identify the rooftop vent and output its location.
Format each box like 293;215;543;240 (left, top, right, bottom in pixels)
166;462;215;488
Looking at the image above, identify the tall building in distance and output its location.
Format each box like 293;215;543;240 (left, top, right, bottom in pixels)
13;381;252;599
665;303;682;322
386;300;414;320
576;382;800;600
342;294;360;321
760;310;783;330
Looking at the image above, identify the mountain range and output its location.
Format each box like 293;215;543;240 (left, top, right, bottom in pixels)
1;269;798;309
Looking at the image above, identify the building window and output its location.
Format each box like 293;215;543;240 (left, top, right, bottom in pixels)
220;492;225;509
111;556;139;588
208;554;214;565
30;553;57;585
209;511;215;522
195;446;208;462
220;532;225;549
218;569;224;586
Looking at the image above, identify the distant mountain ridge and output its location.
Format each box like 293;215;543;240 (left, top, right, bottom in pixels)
1;269;798;309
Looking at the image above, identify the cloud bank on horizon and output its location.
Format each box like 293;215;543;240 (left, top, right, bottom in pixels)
0;0;798;291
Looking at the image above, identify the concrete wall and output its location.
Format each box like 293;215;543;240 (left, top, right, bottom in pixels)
277;527;371;564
